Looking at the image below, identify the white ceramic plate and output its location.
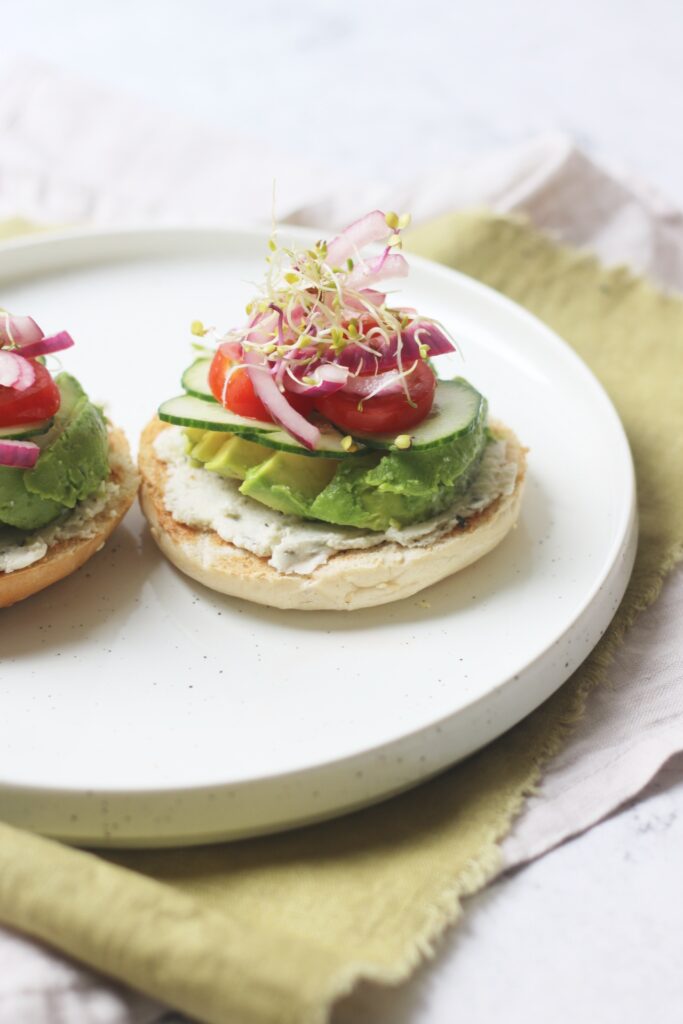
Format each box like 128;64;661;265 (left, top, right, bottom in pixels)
0;227;636;847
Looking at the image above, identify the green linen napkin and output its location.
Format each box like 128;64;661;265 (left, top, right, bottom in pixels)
0;212;682;1024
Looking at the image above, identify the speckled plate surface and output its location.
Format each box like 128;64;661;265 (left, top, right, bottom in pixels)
0;227;637;847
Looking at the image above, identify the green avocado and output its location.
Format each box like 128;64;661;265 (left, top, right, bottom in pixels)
240;450;338;517
189;410;488;532
205;435;270;481
0;470;63;530
0;373;109;530
188;430;227;465
309;423;486;530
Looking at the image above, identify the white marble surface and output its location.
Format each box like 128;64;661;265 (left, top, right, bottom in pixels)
1;3;683;1022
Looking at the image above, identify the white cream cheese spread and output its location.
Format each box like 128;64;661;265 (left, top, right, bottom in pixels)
155;426;518;576
0;479;122;575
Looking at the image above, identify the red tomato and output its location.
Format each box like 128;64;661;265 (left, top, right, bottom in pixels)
208;348;314;422
0;359;60;426
314;359;436;435
209;349;271;421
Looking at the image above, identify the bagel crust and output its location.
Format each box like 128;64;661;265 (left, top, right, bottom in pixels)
139;418;527;612
0;426;139;608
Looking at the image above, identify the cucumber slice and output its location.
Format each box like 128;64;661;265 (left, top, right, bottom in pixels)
237;421;361;459
340;378;486;451
0;418;54;440
181;359;215;402
162;377;485;457
160;394;275;434
158;395;360;459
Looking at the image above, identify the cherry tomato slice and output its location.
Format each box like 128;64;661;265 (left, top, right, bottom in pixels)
0;359;60;427
208;348;315;422
314;359;436;435
209;349;271;421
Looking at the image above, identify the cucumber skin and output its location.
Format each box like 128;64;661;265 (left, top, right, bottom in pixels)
184;385;218;403
351;411;482;452
158;401;362;461
0;418;55;440
235;433;362;460
159;395;275;435
181;360;218;403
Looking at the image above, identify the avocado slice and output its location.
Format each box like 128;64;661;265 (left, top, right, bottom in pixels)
310;424;487;531
204;436;267;481
187;429;339;514
240;451;338;517
189;431;227;464
0;373;109;530
185;431;269;481
0;469;63;530
25;399;108;508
